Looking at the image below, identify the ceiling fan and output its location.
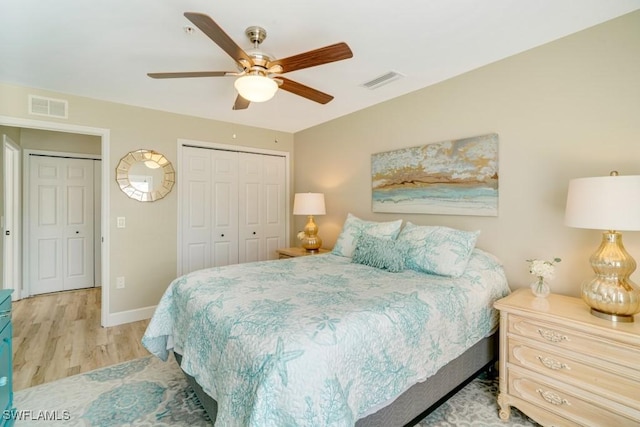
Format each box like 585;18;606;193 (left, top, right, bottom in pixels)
148;12;353;110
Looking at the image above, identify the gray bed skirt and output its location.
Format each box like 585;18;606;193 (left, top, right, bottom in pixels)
174;331;498;427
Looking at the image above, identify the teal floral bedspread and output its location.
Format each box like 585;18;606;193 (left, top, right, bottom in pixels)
142;250;510;427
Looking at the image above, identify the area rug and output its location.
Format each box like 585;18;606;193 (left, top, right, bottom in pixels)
14;355;538;426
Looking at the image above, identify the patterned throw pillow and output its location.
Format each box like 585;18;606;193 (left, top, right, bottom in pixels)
397;222;480;277
352;233;409;273
331;213;403;258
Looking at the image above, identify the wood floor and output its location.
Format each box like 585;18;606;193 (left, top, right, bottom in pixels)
12;287;150;391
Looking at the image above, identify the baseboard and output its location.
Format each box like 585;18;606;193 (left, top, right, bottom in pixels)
105;305;156;327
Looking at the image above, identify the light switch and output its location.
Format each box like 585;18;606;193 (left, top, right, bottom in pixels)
117;217;126;228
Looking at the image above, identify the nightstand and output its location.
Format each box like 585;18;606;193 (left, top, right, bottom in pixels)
494;288;640;426
276;247;330;259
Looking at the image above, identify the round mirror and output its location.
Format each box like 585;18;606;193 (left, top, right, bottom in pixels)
116;149;175;202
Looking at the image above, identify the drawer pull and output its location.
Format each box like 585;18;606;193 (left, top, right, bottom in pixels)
537;328;568;343
537;389;570;406
0;377;7;387
537;356;570;371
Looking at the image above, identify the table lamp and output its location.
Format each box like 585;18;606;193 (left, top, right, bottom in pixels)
564;172;640;322
293;193;326;251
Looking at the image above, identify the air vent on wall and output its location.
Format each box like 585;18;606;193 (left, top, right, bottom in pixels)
360;71;404;90
28;95;68;119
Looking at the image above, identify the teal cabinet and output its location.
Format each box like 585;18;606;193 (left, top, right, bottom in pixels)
0;290;13;427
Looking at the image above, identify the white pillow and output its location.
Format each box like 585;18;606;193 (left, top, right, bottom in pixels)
331;213;403;258
397;222;480;277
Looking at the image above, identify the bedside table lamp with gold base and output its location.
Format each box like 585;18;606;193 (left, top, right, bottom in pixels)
293;192;326;251
565;172;640;322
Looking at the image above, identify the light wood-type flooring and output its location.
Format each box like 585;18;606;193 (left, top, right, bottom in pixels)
12;287;150;391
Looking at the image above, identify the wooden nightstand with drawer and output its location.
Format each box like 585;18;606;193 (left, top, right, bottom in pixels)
276;247;330;259
494;288;640;427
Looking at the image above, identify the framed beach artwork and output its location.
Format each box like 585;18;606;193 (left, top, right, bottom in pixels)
371;133;499;216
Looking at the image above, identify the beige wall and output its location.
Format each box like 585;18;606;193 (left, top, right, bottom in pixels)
0;84;294;318
20;128;101;154
293;11;640;297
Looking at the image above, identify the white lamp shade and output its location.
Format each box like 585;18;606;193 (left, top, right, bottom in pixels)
565;175;640;231
234;75;278;103
293;193;326;215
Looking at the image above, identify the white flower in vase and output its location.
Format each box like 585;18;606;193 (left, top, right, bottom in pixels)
526;257;561;298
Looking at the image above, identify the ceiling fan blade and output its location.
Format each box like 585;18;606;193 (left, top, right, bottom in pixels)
278;77;334;104
232;95;250;110
270;42;353;73
184;12;254;68
147;71;233;79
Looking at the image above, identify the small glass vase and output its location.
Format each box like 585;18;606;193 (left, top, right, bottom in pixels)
530;278;550;298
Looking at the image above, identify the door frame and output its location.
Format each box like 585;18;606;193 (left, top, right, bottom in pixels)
0;115;111;327
3;135;21;300
176;138;291;277
23;150;101;296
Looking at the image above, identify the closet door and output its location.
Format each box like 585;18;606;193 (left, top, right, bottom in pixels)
181;146;286;272
238;153;286;263
182;147;212;273
261;155;287;259
181;147;239;274
211;150;239;266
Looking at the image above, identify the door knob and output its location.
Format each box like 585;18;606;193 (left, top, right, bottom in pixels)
253;232;256;235
76;231;79;234
221;234;225;237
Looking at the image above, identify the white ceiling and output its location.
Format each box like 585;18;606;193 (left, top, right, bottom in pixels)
2;0;639;133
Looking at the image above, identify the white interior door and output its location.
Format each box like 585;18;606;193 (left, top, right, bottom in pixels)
181;147;239;274
2;136;21;299
262;155;286;259
182;147;211;273
179;143;287;272
29;155;95;295
238;153;262;263
211;150;239;267
238;153;286;263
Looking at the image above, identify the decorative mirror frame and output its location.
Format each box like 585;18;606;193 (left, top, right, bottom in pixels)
116;149;175;202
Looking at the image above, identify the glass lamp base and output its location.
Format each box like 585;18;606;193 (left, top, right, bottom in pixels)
301;215;322;251
581;231;640;323
531;280;550;298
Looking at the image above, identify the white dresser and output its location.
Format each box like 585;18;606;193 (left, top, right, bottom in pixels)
494;288;640;426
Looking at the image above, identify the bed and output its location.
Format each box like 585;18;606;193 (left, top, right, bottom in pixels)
142;223;510;427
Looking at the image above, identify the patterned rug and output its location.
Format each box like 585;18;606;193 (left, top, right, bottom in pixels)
14;355;538;426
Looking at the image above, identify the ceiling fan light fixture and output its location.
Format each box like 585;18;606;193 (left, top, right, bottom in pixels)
234;75;278;103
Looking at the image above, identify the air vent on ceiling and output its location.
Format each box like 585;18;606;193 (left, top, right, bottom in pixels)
361;71;404;90
28;95;68;119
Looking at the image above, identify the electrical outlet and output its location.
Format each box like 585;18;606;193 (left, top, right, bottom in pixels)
116;276;125;289
117;217;126;228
